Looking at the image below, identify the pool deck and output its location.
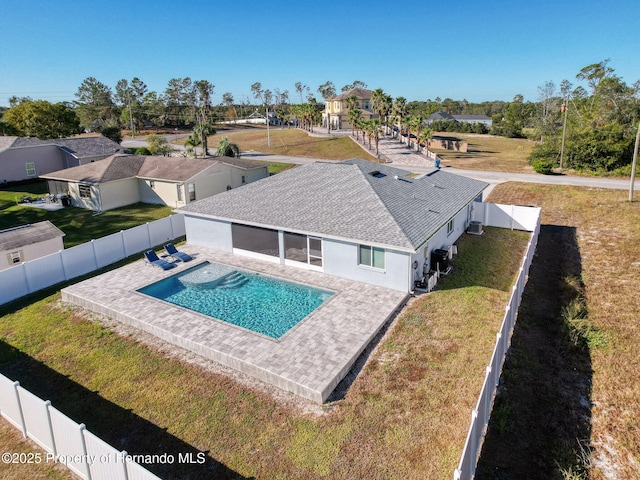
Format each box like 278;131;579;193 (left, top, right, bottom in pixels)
61;246;408;404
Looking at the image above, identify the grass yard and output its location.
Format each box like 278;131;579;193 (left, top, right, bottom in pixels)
0;182;174;247
477;184;640;479
0;227;529;480
432;133;534;173
177;126;378;162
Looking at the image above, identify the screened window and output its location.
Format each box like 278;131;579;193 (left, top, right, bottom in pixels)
188;183;196;201
177;184;183;202
359;245;385;269
232;224;279;257
447;219;454;236
79;185;91;198
25;162;36;177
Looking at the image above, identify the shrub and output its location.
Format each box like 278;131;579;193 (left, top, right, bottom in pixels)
532;159;555;174
134;147;151;155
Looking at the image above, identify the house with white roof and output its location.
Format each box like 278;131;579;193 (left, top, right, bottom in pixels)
0;221;65;271
40;154;269;212
177;159;488;293
0;136;123;183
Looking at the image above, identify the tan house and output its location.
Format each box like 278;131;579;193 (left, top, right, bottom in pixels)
0;221;65;271
322;87;377;131
0;136;123;184
40;154;269;212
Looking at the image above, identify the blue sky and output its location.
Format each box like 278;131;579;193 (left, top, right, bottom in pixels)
1;0;639;107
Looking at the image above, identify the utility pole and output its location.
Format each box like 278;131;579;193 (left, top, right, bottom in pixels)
559;101;568;169
629;121;640;201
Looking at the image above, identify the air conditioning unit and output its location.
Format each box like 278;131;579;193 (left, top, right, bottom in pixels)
468;221;483;235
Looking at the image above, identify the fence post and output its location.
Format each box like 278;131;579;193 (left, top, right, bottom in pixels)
470;409;478;478
91;239;99;270
58;251;68;281
146;223;152;249
120;230;127;258
120;450;130;480
44;400;57;455
12;381;27;439
79;424;92;480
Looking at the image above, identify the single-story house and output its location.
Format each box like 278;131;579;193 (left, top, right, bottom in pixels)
40;154;269;212
0;136;123;183
322;87;377;131
0;221;65;271
177;158;488;293
427;112;493;127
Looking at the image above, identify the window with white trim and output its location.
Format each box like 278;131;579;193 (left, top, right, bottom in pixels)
79;184;91;198
188;183;196;201
25;162;36;177
359;245;385;269
447;219;454;236
9;251;22;264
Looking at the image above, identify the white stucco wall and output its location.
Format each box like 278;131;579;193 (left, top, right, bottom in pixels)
0;237;64;271
323;238;411;292
184;216;233;251
99;178;141;211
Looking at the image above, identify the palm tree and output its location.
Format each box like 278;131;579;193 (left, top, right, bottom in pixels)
348;108;362;138
418;128;433;158
369;119;383;158
410;115;425;152
404;115;413;150
393;97;407;144
184;135;199;158
370;89;391;133
216;136;241;157
193;121;214;156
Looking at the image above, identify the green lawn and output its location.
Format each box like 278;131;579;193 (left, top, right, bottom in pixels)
0;181;174;247
0;227;529;480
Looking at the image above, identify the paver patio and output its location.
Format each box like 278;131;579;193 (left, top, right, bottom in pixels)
61;245;408;403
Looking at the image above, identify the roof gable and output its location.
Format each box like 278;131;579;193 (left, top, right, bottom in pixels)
1;136;121;157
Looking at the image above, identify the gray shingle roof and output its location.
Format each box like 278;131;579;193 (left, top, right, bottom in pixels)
2;136;122;157
0;221;65;251
177;159;488;251
40;154;260;184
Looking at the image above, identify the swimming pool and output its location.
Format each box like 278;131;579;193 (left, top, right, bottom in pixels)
137;261;333;339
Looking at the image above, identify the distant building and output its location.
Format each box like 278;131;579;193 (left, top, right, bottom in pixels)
0;136;123;183
40;154;269;212
427;112;492;127
322;88;377;131
0;221;65;271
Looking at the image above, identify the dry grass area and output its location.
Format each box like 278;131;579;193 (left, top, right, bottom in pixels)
432;133;534;173
0;421;73;479
179;126;378;161
0;228;529;480
477;183;640;479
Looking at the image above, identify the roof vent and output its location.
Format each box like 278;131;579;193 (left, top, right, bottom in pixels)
368;170;385;178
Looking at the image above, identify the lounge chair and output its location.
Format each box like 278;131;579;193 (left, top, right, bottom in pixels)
144;250;176;270
164;243;193;262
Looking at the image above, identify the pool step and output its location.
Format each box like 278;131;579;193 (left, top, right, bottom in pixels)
217;272;249;290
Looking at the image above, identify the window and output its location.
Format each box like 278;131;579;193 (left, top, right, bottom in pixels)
177;184;183;202
25;162;36;177
284;232;323;267
359;245;385;269
149;180;155;189
188;183;196;201
79;185;91;198
447;219;454;236
241;175;246;184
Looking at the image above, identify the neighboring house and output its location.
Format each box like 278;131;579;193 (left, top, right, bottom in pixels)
0;221;65;271
177;158;488;293
427;112;493;127
322;88;377;131
40;154;269;212
0;136;123;183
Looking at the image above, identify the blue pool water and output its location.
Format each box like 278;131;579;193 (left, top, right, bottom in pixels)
137;261;333;339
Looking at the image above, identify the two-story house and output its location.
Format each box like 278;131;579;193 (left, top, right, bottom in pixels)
322;87;377;131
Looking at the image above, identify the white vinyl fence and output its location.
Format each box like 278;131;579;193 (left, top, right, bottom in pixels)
0;373;161;480
454;204;542;480
0;214;185;306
